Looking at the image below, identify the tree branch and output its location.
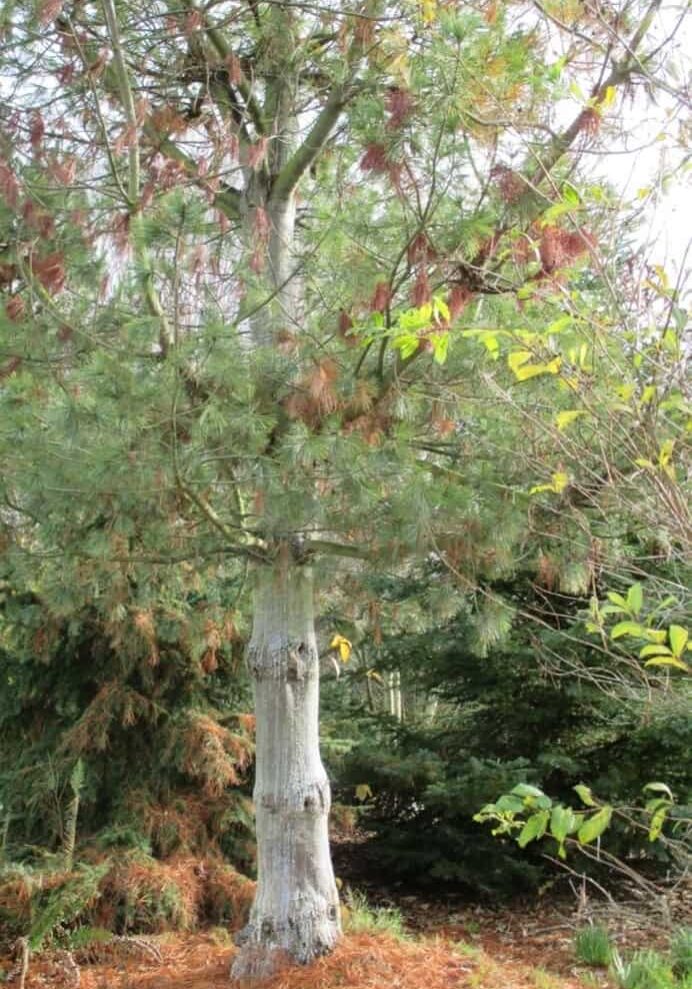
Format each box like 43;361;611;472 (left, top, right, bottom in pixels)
100;0;139;205
186;1;266;136
305;538;371;560
270;83;350;203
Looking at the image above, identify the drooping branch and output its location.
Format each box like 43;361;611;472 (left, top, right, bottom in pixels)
461;0;666;292
527;0;664;182
100;0;174;354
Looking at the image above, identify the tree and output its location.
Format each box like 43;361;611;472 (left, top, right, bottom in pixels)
0;0;687;979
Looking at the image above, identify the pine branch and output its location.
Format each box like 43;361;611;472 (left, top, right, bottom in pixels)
268;2;384;203
305;539;371;561
186;1;266;136
100;0;139;205
100;0;174;352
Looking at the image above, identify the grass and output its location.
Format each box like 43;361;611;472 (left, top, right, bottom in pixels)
574;924;613;967
610;948;677;989
341;889;408;940
671;928;692;979
532;966;562;989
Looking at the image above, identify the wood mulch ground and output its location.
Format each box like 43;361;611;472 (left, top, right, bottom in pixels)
2;929;591;989
4;828;687;988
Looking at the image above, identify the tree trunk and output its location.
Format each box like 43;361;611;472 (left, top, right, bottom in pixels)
231;561;340;981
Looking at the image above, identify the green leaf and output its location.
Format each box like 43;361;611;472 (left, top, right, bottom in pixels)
530;471;569;496
643;782;674;800
550;804;578;843
626;583;643;616
496;794;525;814
649;804;669;842
639;644;672;659
517;810;550;847
606;591;628;610
642;628;668;644
562;183;580;206
574;784;597;807
668;625;689;658
514;357;562;381
546;315;574;334
432;295;450;323
610;621;645;640
644;656;689;671
392;333;420;358
511;783;546;799
431;332;450;365
508;350;533;373
577;805;612;844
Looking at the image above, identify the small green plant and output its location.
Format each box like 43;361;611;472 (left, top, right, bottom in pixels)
671;928;692;978
611;948;676;989
62;760;85;873
342;889;407;939
574;924;613;967
532;966;560;989
28;863;110;951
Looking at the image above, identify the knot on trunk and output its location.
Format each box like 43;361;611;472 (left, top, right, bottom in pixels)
247;639;316;681
287;645;307;681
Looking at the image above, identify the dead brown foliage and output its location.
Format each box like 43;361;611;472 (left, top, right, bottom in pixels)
93;854;255;934
4;931;588;989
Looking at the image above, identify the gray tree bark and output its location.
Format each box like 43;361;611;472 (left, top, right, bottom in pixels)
231;12;343;976
231;562;341;980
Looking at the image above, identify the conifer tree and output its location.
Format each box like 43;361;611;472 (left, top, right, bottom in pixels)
0;0;687;979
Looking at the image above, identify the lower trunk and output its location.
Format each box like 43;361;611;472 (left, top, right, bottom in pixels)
231;562;340;982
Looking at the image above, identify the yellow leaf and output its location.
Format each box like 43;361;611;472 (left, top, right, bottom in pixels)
355;783;373;802
388;51;411;86
529;471;569;496
653;265;669;290
551;471;569;493
514;356;562;381
366;668;384;684
330;633;352;663
599;85;617;110
508;350;533;373
645;656;690;672
420;0;437;23
556;410;586;431
658;439;674;467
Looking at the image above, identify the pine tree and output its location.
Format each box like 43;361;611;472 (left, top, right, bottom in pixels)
0;0;687;980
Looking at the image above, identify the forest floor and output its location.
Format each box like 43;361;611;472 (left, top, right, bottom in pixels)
5;896;681;989
3;830;686;989
1;927;596;989
5;884;682;989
